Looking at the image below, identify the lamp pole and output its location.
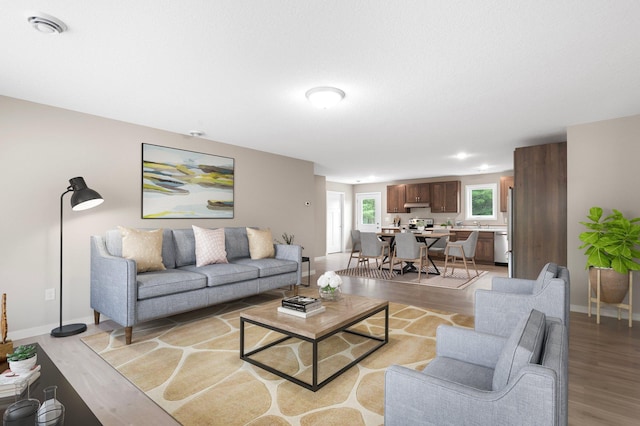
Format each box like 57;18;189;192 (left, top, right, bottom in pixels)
51;177;102;337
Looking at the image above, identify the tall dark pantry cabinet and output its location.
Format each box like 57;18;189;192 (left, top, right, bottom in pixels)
513;142;567;279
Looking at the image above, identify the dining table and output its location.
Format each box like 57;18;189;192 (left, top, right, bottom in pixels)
376;231;451;275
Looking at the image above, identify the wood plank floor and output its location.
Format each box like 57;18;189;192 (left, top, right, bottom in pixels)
16;253;640;425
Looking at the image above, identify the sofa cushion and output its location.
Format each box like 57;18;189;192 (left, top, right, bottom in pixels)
532;262;558;294
137;269;207;300
246;228;275;259
173;228;196;267
424;357;494;391
224;227;250;260
232;258;298;277
492;309;546;390
193;226;228;267
179;263;259;287
106;228;176;269
119;227;166;273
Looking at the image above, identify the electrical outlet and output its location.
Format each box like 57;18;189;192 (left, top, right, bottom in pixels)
45;288;55;301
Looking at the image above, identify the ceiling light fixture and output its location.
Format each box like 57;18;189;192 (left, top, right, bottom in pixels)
189;130;204;137
27;12;67;34
456;152;468;160
305;87;345;109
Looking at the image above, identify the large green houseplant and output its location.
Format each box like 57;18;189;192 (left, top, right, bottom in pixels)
579;206;640;303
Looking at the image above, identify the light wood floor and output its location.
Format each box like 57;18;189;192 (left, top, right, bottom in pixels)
17;253;640;425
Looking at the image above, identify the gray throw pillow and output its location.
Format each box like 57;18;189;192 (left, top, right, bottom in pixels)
532;262;558;294
492;309;546;390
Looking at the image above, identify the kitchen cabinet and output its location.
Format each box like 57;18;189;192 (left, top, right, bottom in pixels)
500;175;514;212
430;181;460;213
405;183;430;204
387;184;408;213
450;230;495;264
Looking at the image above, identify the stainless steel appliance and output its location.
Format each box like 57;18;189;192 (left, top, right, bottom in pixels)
408;218;434;230
494;231;508;266
507;187;514;277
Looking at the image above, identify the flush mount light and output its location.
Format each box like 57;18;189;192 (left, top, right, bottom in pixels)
27;12;67;34
305;87;345;109
455;152;468;160
189;130;204;137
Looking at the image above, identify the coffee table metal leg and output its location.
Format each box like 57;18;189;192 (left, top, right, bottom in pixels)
313;340;318;389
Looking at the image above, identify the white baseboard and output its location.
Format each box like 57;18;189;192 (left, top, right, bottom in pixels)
9;315;95;342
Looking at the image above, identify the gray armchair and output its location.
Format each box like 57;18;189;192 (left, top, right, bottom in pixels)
390;232;428;280
385;309;568;426
475;262;570;337
359;232;391;270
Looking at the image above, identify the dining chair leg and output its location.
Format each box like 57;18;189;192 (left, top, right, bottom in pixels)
459;247;470;279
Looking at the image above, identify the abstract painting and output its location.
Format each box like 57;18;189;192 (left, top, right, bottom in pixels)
142;144;234;218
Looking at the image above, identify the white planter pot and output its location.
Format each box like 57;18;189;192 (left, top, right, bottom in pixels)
9;354;37;374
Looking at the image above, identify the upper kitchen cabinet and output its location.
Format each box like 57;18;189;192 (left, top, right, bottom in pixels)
405;183;430;204
500;175;514;212
430;181;460;213
387;184;409;213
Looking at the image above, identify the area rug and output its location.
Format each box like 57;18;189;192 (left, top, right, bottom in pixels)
81;292;473;425
335;266;488;290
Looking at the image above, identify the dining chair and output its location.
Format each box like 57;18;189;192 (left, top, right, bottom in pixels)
390;233;429;281
347;229;363;269
443;231;479;279
359;232;391;270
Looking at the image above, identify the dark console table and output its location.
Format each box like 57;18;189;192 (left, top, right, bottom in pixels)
1;343;101;424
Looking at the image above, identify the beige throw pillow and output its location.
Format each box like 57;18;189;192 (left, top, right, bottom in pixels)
246;228;275;259
193;225;228;267
118;226;165;273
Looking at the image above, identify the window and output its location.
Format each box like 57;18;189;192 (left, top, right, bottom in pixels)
465;183;497;220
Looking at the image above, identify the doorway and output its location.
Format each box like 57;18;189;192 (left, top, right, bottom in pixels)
356;192;382;233
326;191;344;254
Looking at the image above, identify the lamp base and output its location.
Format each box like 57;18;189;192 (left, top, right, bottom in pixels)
51;323;87;338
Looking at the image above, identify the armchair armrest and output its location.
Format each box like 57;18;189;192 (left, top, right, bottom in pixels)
90;235;138;327
274;243;302;285
435;325;505;368
491;276;536;293
385;364;558;426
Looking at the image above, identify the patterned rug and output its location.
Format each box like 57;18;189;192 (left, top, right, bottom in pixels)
335;266;488;290
81;291;473;425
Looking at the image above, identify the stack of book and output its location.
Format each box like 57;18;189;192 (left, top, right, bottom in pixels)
278;296;325;318
0;364;41;399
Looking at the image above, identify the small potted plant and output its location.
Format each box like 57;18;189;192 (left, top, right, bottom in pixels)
579;206;640;303
7;344;37;374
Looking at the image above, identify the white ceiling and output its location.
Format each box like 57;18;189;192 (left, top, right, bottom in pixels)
2;1;640;184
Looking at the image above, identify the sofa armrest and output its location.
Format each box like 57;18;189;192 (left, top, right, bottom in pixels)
491;276;536;293
435;325;505;369
90;235;138;327
385;364;557;426
274;243;302;285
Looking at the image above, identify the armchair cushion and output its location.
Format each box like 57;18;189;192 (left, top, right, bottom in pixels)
492;309;546;390
533;262;558;293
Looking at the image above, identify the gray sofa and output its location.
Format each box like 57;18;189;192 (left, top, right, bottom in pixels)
90;227;302;344
385;310;568;425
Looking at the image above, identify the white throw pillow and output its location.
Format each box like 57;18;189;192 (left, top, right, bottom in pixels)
193;225;228;267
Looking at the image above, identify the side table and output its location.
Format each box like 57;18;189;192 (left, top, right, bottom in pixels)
302;256;310;286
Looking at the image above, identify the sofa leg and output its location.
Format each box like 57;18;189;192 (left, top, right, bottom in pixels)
125;327;132;345
94;310;101;325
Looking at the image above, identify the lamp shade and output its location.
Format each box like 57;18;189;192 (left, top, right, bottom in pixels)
68;177;104;211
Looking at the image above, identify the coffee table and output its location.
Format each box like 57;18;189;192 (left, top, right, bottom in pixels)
240;294;388;391
1;343;100;424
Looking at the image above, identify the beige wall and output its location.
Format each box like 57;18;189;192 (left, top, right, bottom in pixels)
0;96;316;339
567;114;640;319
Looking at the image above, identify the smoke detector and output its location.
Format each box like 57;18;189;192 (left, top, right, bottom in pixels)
27;12;67;34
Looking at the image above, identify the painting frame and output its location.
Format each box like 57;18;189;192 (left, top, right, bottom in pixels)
142;143;235;219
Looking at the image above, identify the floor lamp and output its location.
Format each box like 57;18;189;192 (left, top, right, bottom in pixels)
51;177;104;338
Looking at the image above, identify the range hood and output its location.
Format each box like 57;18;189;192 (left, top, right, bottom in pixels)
404;202;430;208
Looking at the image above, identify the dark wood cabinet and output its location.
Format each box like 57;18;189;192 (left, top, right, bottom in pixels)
513;142;567;279
405;183;430;203
387;184;408;213
500;175;514;212
450;230;495;264
430;181;460;213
